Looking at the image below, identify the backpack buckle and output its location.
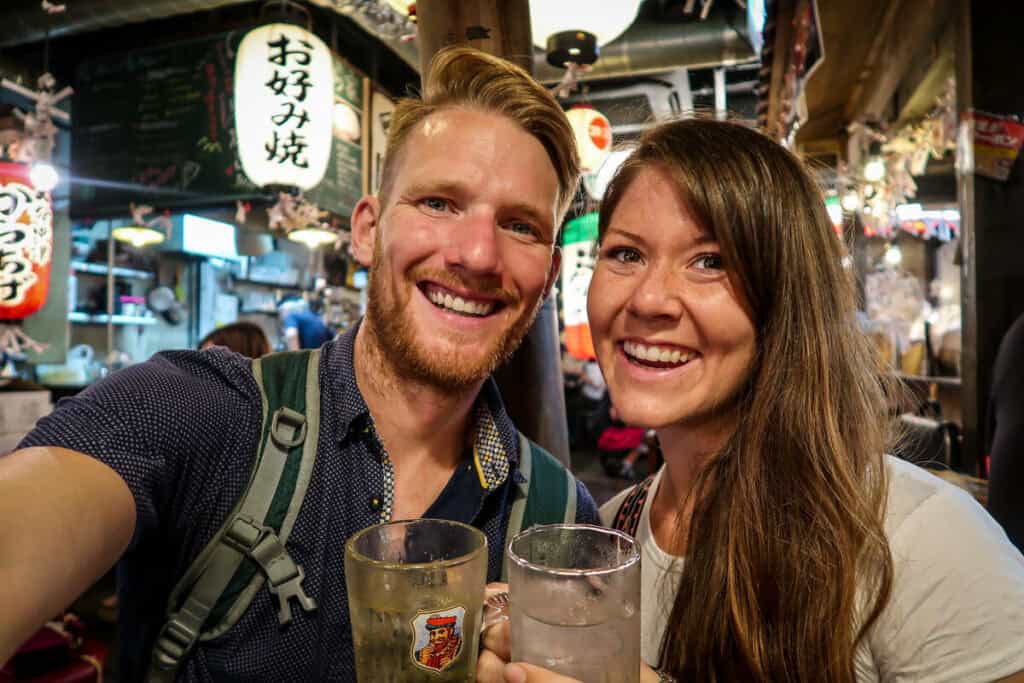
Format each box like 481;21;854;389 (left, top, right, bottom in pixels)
152;616;199;669
270;407;307;449
267;563;318;625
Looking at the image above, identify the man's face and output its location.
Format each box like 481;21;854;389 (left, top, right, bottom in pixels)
353;108;562;390
429;626;452;644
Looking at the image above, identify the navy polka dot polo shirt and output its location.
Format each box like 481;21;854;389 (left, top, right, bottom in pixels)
18;323;599;681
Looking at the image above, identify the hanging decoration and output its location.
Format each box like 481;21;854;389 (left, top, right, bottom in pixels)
234;22;334;191
0;161;53;357
964;110;1024;181
566;106;612;174
267;191;348;250
561;213;598;360
841;78;957;236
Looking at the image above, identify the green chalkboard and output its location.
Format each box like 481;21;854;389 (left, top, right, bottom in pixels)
72;28;364;218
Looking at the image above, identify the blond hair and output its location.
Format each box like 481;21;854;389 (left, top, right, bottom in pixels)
379;46;580;221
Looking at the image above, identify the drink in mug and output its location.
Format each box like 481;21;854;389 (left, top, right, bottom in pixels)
508;524;641;682
345;519;488;682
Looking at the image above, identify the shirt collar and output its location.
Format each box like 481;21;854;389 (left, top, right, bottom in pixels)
323;319;520;489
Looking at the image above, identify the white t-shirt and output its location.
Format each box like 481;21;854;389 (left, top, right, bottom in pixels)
600;456;1024;681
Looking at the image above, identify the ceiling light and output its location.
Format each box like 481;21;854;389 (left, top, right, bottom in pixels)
841;190;860;212
112;225;166;248
29;162;59;192
287;227;337;249
530;2;642;49
863;156;886;183
883;244;903;266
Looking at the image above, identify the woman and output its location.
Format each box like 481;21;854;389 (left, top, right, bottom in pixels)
199;321;272;358
479;118;1024;682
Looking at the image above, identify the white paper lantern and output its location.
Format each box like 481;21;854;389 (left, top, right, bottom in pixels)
530;1;642;47
235;23;334;190
566;107;613;173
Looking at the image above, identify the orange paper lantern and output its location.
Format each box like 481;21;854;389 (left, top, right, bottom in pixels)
0;161;53;320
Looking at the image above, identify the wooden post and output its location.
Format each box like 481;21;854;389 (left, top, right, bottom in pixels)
415;0;573;468
955;0;1024;474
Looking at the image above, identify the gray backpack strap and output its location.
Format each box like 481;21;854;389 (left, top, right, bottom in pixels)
148;349;322;681
501;431;577;580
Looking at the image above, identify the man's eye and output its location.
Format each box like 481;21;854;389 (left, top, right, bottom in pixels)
693;253;724;270
507;222;536;237
421;197;449;212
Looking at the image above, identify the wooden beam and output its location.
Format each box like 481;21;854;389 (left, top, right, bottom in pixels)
845;0;954;125
763;0;796;141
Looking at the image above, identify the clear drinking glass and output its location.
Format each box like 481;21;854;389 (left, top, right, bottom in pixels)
345;519;488;682
508;523;641;682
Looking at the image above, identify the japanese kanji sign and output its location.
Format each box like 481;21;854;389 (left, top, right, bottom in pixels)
0;162;53;320
234;23;333;190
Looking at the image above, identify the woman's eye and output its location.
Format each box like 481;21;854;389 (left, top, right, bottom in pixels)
421;197;449;213
693;253;723;270
603;246;642;264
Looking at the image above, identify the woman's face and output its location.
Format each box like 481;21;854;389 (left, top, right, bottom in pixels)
587;165;757;434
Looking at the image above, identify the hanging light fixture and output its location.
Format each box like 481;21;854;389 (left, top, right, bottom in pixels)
112;225;166;248
863;156;886;183
287;226;338;249
531;2;642;68
530;2;642;49
840;189;860;212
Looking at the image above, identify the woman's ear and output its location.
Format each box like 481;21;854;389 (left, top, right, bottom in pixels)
350;196;380;267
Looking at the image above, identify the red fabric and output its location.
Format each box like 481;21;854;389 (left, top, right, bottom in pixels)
1;635;106;682
597;425;646;452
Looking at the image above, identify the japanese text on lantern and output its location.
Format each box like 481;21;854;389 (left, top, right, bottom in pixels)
0;180;52;308
264;32;313;169
234;24;333;190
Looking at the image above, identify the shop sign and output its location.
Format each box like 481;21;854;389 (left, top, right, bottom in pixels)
566;107;612;174
234;23;334;190
0;161;52;320
966;109;1024;181
561;212;598;360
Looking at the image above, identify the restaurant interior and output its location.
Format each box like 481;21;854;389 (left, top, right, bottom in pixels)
1;0;1022;679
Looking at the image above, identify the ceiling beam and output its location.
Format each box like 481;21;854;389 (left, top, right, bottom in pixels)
844;0;954;126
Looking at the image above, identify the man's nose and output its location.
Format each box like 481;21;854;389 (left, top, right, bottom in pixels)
444;210;502;275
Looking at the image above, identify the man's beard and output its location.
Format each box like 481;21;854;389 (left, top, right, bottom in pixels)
364;246;544;391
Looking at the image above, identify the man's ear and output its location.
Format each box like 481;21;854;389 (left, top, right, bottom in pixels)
350;196;380;267
542;245;562;300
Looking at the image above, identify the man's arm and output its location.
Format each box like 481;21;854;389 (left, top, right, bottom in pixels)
0;446;135;662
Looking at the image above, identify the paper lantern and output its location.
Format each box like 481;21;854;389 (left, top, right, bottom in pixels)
566;106;613;173
235;23;334;190
560;213;598;360
0;161;53;320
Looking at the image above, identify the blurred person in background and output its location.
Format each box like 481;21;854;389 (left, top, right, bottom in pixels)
987;311;1024;552
278;296;335;350
199;321;272;358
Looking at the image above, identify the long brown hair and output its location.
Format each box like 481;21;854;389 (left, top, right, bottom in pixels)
599;118;895;682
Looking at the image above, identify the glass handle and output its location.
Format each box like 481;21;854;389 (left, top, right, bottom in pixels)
481;590;510;633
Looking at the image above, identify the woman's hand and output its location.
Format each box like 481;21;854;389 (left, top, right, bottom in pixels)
502;663;583;683
477;583;513;683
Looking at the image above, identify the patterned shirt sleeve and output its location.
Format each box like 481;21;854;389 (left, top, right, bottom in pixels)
16;349;260;548
573;479;601;525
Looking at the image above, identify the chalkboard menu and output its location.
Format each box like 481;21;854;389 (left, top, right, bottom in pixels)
72;28;365;218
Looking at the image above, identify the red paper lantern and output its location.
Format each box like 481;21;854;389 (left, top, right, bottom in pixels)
0;161;53;321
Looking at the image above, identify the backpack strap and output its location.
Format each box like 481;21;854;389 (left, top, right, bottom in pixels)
501;431;577;580
148;350;322;681
611;474;655;538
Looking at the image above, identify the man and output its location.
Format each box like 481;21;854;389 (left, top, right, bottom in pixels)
0;47;597;680
278;296;334;350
